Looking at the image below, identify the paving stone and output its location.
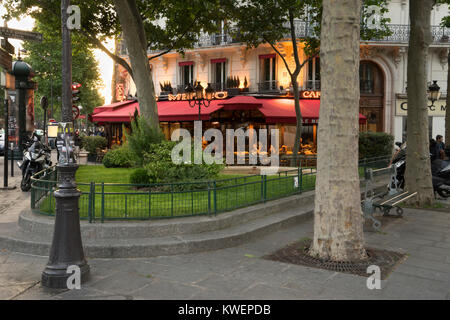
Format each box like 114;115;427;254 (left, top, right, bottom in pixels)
132;279;205;300
239;282;309;300
403;256;450;273
394;264;450;283
83;270;155;295
0;284;36;300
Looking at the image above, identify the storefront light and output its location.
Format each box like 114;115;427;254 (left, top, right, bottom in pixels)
428;80;441;106
185;83;195;100
205;83;214;100
194;81;204;99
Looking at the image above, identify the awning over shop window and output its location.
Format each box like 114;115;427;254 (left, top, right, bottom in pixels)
178;61;194;66
211;58;227;64
91;100;139;123
91;96;367;125
259;54;276;59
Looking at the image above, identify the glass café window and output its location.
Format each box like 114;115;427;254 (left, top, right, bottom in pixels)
307;57;320;90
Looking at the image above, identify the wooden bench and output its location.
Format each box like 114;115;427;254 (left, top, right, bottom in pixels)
362;166;417;230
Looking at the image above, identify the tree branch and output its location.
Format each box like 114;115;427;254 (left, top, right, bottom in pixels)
265;36;293;77
80;29;134;79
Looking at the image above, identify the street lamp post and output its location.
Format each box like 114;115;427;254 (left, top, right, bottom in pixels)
41;0;90;289
185;81;215;121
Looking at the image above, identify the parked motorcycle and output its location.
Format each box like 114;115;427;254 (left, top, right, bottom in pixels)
391;142;450;198
17;133;52;192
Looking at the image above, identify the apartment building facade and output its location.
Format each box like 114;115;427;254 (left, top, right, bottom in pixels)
101;0;449;150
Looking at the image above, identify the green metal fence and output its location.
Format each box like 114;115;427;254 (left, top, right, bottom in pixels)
30;156;391;222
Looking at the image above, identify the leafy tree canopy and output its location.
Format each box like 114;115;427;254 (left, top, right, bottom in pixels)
21;19;103;122
3;0;228;66
226;0;391;57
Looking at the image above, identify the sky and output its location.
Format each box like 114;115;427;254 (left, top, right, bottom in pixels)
0;6;113;105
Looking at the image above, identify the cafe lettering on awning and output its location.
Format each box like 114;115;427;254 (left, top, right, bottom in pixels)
395;98;447;117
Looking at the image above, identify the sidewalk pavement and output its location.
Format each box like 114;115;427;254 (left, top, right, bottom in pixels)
1;156;450;299
1;208;450;299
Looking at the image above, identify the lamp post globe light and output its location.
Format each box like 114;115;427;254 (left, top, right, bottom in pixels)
428;80;441;107
186;81;215;121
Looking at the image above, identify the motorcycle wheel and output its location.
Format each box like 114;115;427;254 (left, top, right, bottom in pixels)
437;188;450;198
21;173;32;192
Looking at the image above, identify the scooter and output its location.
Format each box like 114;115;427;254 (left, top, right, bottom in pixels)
17;133;52;192
391;142;450;198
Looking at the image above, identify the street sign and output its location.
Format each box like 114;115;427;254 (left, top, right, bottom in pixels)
0;27;43;42
0;48;12;70
1;39;15;54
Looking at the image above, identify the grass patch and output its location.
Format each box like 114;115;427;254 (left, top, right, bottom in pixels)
37;165;315;220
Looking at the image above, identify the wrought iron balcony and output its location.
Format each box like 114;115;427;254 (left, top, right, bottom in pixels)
304;80;321;91
211;82;227;91
258;80;279;93
136;22;450;56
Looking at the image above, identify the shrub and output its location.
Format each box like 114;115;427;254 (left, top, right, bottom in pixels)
125;116;165;166
359;132;394;159
129;168;150;185
81;136;108;156
142;140;224;190
102;145;135;168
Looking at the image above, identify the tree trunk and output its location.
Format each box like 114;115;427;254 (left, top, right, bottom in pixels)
445;51;450;151
113;0;159;129
291;79;302;167
405;0;435;206
309;0;366;261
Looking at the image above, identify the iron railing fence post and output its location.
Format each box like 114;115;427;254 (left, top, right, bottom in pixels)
213;181;217;216
101;182;105;223
88;182;93;223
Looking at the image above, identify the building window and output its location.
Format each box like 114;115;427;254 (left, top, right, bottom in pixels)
178;62;194;93
259;54;277;92
211;59;227;91
181;65;194;86
306;57;320;90
360;62;374;94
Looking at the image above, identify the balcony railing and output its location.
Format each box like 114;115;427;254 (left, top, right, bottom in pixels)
211;82;227;91
304;80;321;91
141;23;449;56
258;80;279;93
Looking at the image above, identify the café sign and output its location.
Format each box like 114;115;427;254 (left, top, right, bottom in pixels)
396;98;447;117
167;91;228;101
300;90;321;99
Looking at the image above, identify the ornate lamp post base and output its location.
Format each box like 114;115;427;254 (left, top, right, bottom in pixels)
41;164;90;289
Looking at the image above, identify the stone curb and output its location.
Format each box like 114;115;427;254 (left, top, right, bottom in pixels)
18;191;315;239
0;193;315;258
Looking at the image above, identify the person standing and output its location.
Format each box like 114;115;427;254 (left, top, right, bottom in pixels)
436;135;445;160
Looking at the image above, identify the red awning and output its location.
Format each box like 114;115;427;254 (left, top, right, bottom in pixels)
91;97;367;125
259;54;276;59
178;61;194;66
218;96;263;110
91;100;139;123
157;99;224;121
211;58;227;64
258;98;367;125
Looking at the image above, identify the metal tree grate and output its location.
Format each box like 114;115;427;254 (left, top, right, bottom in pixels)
264;240;406;280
